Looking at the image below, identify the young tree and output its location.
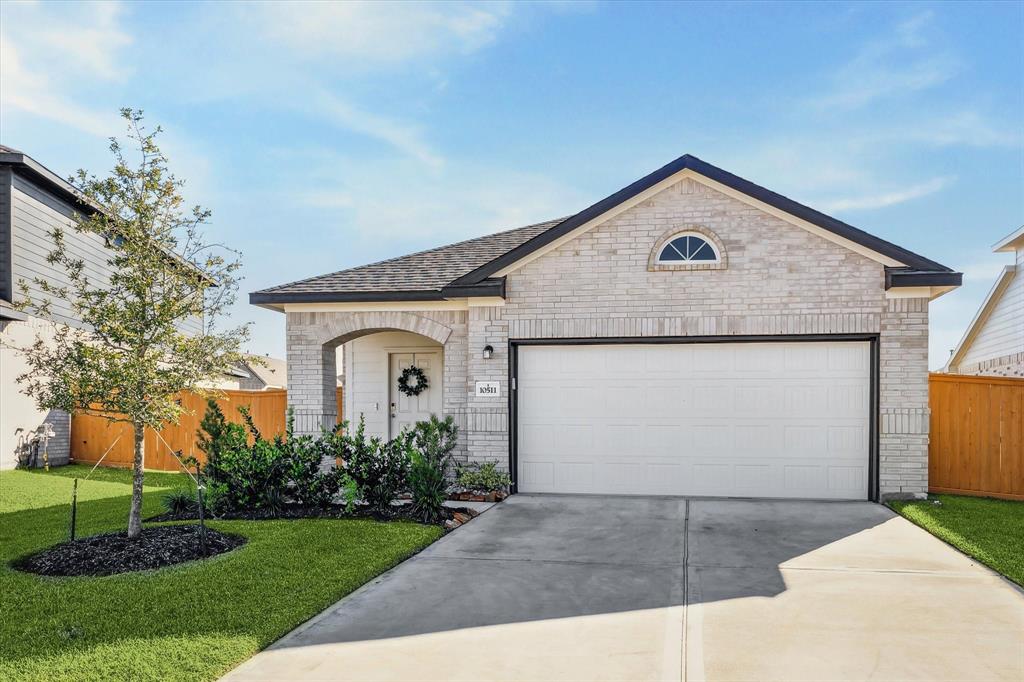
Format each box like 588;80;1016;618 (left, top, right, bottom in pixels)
14;109;248;538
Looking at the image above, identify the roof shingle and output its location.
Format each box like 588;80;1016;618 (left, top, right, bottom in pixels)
254;217;564;296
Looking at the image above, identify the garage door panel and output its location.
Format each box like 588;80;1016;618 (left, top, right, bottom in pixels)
693;345;734;373
829;384;869;412
691;384;733;411
554;424;593;457
734;385;782;412
645;345;692;373
644;423;686;454
644;386;690;415
827;425;866;453
829;344;869;372
517;341;871;499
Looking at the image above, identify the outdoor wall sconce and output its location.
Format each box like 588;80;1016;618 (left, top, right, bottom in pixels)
482;344;494;360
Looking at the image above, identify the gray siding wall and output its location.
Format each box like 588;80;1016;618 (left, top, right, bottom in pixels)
960;253;1023;371
0;167;12;302
10;172;202;334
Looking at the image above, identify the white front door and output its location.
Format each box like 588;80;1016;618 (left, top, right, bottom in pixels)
389;351;442;437
516;341;871;500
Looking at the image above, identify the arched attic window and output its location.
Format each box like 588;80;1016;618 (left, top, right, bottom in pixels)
649;228;727;271
656;234;719;263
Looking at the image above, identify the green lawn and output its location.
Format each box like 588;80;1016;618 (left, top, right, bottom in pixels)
0;465;443;681
890;493;1024;587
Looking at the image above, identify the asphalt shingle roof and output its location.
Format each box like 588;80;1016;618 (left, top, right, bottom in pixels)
252;153;960;304
254;217;565;296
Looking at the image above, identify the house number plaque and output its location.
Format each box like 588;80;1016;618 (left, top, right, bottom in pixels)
475;381;501;397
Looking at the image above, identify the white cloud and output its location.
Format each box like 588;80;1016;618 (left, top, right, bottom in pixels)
287;151;585;243
246;1;512;65
819;175;954;212
310;89;444;168
896;111;1024;149
0;40;118;137
812;12;960;110
0;0;131;136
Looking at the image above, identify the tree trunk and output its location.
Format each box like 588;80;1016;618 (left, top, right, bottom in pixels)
127;421;145;539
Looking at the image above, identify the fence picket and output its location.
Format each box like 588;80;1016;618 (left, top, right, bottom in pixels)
70;388;343;471
929;373;1024;501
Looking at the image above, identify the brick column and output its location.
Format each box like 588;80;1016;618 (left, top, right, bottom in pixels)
879;297;930;499
466;304;511;470
285;312;337;436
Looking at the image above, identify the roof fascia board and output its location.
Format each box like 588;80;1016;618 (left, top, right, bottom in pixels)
946;265;1016;368
440;277;506;299
884;285;959;301
484;167;909;281
1;152;101;213
676;170;909;267
251;277;506;308
993;225;1024;253
250;290;446;306
885;269;963;288
281;300;472;314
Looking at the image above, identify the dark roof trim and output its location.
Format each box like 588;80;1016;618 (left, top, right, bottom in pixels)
439;278;506;299
0;149;102;214
251;289;445;304
451;154;954;286
249;278;507;305
885;268;963;289
2;147;218;287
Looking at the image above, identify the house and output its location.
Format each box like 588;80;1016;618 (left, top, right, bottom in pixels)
229;355;289;390
0;146;222;469
252;153;961;501
944;226;1024;377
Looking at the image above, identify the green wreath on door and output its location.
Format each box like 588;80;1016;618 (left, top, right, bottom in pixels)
397;365;429;397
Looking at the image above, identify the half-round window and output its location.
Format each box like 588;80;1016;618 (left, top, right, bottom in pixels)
656;233;720;264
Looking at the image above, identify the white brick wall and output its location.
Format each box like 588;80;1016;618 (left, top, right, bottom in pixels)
285;177;933;498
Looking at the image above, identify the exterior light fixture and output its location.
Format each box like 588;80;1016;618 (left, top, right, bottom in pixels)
482;344;494;360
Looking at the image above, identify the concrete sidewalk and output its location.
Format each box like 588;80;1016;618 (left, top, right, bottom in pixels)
223;495;1024;682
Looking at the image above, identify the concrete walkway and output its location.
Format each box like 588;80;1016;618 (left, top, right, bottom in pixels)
224;495;1024;682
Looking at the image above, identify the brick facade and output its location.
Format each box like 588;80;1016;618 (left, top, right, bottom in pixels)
285;177;933;499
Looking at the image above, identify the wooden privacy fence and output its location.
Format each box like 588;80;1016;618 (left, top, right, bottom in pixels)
929;373;1024;501
71;388;344;471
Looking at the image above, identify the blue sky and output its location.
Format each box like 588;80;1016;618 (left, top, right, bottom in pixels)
2;1;1021;368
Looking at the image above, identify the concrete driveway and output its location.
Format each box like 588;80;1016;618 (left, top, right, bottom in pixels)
224;495;1024;682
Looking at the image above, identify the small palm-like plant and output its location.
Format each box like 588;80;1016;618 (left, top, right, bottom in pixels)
161;488;196;516
408;415;459;523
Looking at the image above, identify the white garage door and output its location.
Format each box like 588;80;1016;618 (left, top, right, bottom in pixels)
516;342;870;499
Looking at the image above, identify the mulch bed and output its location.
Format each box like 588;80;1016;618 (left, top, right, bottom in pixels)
13;525;247;577
147;502;476;525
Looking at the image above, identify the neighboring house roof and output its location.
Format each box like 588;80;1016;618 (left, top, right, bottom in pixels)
993;224;1024;253
945;224;1023;371
252;153;961;306
0;144;103;213
0;144;215;287
242;355;288;389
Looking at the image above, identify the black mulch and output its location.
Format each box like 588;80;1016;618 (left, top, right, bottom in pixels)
13;525;247;577
147;502;469;525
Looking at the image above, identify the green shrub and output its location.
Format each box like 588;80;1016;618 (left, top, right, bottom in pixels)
198;403;288;514
456;461;511;493
279;411;350;508
161;488;196;515
196;400;351;515
343;416;411;514
408;415;458;523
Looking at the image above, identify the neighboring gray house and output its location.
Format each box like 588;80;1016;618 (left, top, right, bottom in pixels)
0;146;205;469
944;225;1024;377
252;154;961;501
237;355;289;390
